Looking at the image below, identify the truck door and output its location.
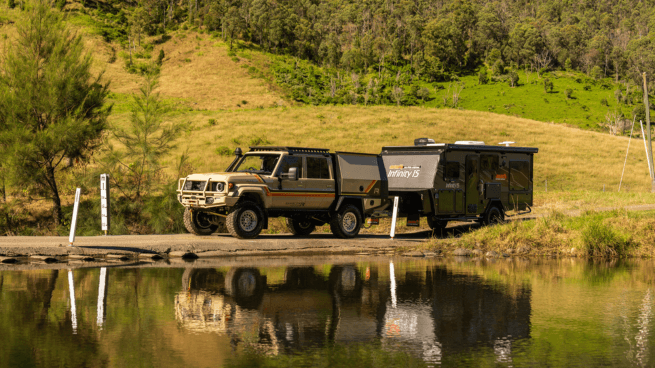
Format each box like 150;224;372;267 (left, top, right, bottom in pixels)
273;155;306;208
465;155;482;215
303;156;335;208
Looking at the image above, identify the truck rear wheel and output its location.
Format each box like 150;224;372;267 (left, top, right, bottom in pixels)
226;201;264;239
286;217;316;236
330;204;362;239
184;208;218;236
483;206;504;226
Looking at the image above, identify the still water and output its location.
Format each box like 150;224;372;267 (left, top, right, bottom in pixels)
0;257;654;367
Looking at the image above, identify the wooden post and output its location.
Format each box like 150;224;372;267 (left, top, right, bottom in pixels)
643;72;655;192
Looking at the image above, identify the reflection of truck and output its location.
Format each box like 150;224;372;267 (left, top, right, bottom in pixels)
177;147;388;239
174;265;371;353
380;139;538;232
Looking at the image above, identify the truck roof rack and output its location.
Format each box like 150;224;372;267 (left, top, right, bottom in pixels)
249;146;330;155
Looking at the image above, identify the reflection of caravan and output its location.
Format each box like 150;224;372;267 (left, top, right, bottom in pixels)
379;263;531;365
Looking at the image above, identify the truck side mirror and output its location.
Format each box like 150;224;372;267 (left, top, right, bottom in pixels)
288;167;298;181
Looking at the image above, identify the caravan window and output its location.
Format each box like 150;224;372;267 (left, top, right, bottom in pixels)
444;162;460;180
510;161;530;190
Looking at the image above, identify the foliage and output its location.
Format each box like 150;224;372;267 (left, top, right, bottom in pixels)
581;218;632;257
478;68;489;85
543;78;554;93
0;0;110;226
508;70;519;87
99;77;183;201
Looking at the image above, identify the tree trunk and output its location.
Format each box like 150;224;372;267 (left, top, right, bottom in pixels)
45;163;63;227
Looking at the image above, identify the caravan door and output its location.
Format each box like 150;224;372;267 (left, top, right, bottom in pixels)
465;155;483;214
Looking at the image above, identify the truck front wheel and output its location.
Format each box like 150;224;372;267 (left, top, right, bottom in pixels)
286;217;316;236
184;208;218;236
330;204;362;238
226;201;264;239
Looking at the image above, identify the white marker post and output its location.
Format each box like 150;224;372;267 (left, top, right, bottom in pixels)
69;188;81;246
390;196;399;239
642;121;654;180
97;267;108;329
100;174;110;235
68;269;78;334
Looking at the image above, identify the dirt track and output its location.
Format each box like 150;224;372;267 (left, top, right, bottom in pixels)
0;231;434;260
1;203;654;265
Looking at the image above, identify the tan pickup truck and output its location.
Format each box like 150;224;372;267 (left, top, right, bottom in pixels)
177;146;388;239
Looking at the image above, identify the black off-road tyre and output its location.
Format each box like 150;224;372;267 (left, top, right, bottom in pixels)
286;217;316;236
483;206;504;226
215;218;228;234
225;268;264;310
226;201;264;239
184;208;218;235
330;204;362;239
427;216;448;235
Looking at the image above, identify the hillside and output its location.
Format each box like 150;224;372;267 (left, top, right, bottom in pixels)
1;6;653;193
1;2;655;237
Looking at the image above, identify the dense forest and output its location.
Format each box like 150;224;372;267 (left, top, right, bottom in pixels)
40;0;655;85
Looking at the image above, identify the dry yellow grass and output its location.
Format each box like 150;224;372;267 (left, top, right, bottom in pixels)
147;105;654;193
83;31;283;110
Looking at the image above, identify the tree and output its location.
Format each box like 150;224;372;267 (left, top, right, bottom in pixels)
0;0;110;227
101;76;183;201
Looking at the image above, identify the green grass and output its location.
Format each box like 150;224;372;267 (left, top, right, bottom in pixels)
433;209;655;257
426;71;629;131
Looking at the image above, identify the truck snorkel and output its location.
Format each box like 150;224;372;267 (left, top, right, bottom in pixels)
225;147;243;172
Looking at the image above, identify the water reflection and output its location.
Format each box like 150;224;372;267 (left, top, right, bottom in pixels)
2;258;655;367
175;261;531;365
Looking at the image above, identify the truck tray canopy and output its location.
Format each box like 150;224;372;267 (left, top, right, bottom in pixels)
334;152;388;197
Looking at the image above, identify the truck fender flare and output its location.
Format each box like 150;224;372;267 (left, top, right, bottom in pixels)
234;188;269;229
334;196;365;215
235;187;267;204
484;199;504;214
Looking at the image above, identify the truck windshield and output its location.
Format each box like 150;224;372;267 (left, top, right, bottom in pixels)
233;154;280;175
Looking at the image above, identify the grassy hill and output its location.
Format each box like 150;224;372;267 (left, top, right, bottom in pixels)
1;4;655;236
1;8;653;194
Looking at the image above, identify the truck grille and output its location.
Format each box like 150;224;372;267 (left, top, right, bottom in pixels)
184;181;206;191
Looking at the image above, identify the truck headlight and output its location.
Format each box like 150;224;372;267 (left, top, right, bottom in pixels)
217;182;225;192
206;197;214;204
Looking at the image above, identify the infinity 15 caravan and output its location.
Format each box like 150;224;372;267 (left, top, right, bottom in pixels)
379;138;538;232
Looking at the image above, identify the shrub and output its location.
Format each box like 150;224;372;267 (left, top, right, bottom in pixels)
492;59;505;76
478;68;489;85
591;65;603;80
583;85;591;91
581;220;630;257
543;78;553;93
564;58;572;70
600;98;609;106
7;0;15;8
249;136;271;146
215;146;231;156
207;118;217;126
508;70;519;87
156;49;165;66
565;88;573;99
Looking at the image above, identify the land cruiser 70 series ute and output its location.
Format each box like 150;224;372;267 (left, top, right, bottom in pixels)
177;146;388;239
